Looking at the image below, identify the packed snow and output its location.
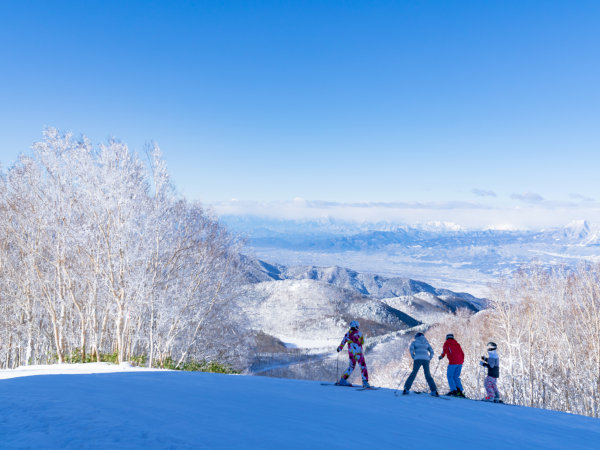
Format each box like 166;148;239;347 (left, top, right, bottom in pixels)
0;362;164;380
1;363;599;449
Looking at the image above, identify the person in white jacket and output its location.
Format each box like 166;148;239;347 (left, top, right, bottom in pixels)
402;332;439;396
480;341;501;401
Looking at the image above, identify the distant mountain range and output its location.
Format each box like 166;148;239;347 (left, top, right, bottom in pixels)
227;216;600;250
225;216;600;296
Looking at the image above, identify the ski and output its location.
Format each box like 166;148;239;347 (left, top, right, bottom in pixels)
411;391;451;400
449;395;517;407
320;382;356;388
444;394;467;399
476;399;519;407
356;386;380;391
442;395;515;406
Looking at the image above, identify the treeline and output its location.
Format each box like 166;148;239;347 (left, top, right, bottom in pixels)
486;265;600;417
0;129;246;370
376;264;600;418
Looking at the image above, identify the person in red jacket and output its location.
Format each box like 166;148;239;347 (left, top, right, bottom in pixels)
438;333;465;397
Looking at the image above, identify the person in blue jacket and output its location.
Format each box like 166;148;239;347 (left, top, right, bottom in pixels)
402;332;439;396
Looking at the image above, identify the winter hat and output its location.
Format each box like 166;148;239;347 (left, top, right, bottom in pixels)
487;341;497;351
415;332;424;338
350;320;360;329
446;333;454;340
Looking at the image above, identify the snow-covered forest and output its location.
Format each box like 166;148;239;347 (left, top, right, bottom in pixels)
0;129;245;370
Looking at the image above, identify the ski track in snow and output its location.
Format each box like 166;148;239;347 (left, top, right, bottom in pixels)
1;363;600;449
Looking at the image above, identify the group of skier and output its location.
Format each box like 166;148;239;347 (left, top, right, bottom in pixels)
335;321;501;402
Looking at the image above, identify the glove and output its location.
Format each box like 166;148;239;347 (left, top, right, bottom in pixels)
438;355;443;360
337;346;342;352
481;356;488;362
479;361;484;366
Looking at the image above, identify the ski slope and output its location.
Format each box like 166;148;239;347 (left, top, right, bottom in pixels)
1;364;599;449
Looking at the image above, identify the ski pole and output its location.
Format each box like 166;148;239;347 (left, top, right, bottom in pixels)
477;363;483;397
434;358;441;377
394;369;409;396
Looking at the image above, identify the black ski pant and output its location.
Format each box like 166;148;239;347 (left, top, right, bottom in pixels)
403;359;437;392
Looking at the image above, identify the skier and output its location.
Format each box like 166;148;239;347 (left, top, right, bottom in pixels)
438;333;465;397
402;332;439;396
336;320;370;388
480;341;501;402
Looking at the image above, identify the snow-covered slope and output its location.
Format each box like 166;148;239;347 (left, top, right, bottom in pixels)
0;362;164;379
558;220;600;245
242;279;419;350
1;364;599;449
381;291;471;321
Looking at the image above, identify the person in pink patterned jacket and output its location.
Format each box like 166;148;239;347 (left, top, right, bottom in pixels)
336;320;370;388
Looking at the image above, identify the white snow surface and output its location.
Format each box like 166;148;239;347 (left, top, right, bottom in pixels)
0;362;164;379
1;363;599;449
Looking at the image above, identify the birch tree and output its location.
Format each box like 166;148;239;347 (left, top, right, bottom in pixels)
0;128;244;369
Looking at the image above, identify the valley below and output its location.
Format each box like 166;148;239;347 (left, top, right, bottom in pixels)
239;258;486;384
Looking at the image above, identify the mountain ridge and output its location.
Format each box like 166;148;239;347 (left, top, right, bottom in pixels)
242;256;486;311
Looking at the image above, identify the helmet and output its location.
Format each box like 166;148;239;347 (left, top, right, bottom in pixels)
487;341;497;351
349;320;360;329
415;332;424;338
446;333;454;340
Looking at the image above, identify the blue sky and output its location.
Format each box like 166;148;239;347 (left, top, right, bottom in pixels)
1;1;599;227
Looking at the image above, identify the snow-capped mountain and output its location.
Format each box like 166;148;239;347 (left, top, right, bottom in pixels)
226;216;600;297
557;220;600;245
243;257;484;310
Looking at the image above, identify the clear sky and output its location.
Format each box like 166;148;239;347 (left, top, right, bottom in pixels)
1;1;599;228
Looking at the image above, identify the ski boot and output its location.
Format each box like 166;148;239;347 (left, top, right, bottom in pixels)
362;381;371;389
431;390;439;397
445;390;457;396
336;378;351;386
402;389;409;395
456;389;466;398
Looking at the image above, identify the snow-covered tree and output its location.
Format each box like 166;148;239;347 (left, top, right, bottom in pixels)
0;129;244;369
418;264;600;418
